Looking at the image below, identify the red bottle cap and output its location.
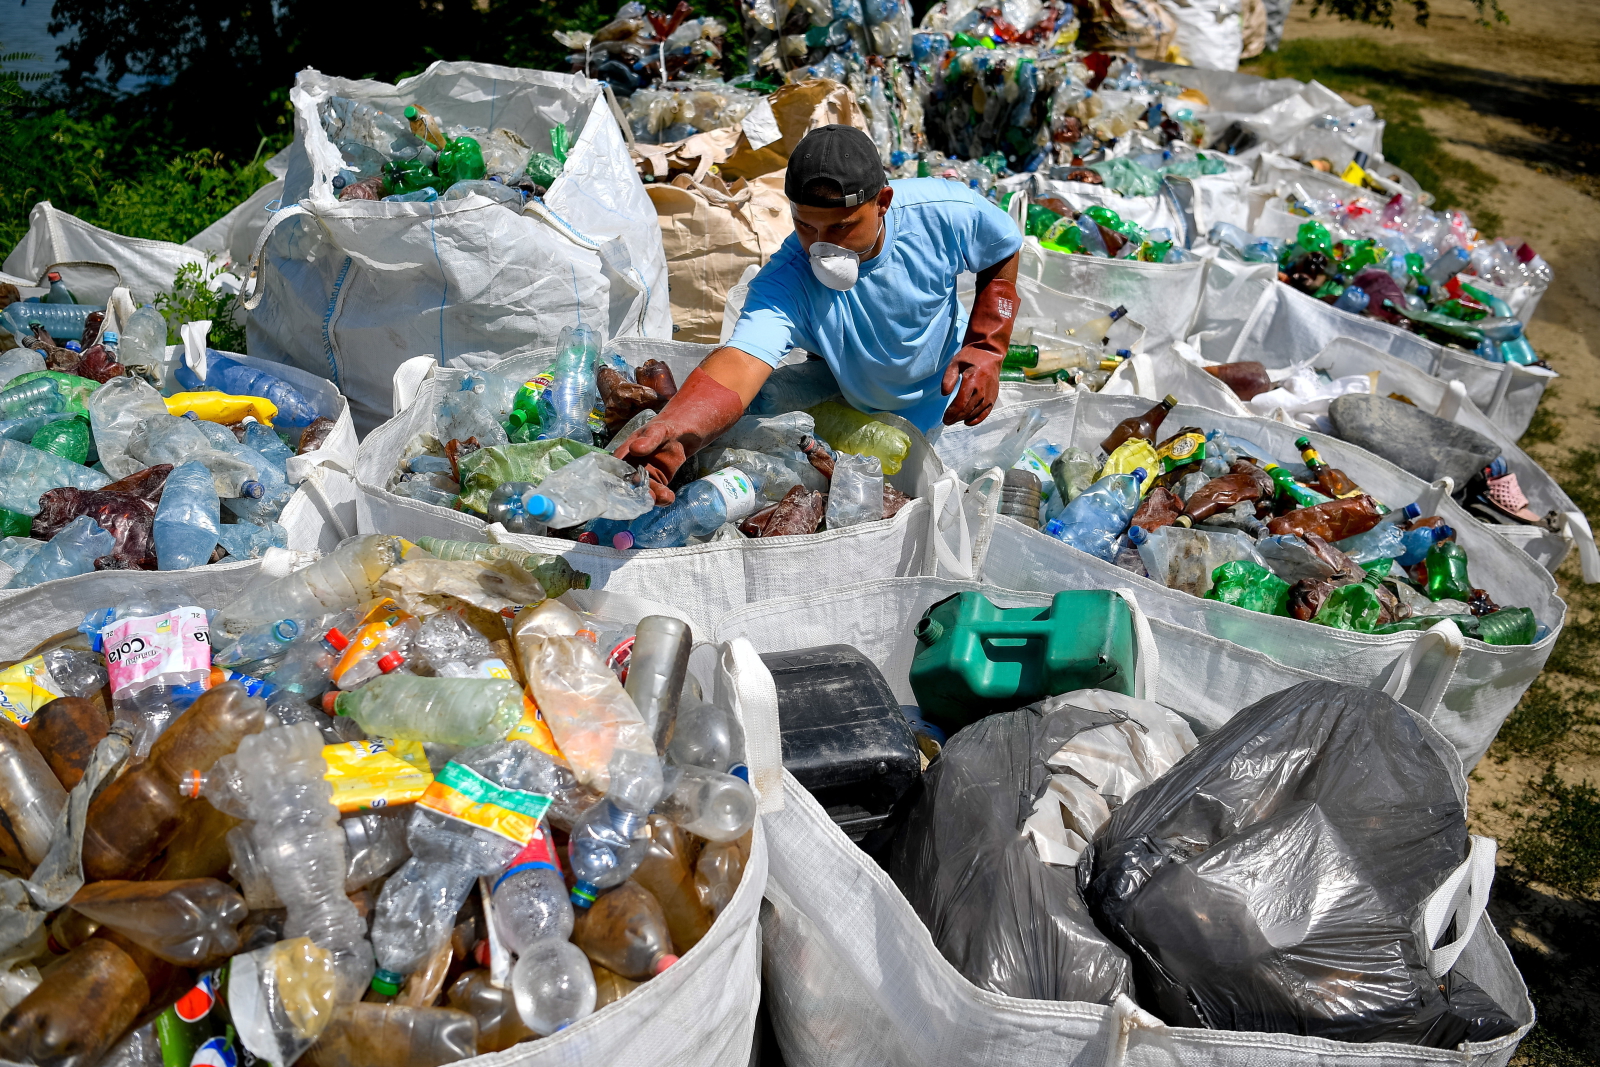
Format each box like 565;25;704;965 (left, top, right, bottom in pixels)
377;652;405;674
576;531;599;545
47;271;61;282
322;691;340;714
653;955;679;976
1515;242;1537;264
324;627;350;651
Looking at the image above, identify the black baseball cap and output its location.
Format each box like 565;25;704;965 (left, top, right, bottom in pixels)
785;125;886;209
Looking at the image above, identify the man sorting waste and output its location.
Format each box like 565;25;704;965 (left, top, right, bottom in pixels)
617;123;1023;502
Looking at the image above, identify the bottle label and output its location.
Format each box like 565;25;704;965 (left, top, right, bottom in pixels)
1157;432;1206;473
506;691;565;761
494;822;562;891
103;607;210;694
0;655;65;725
705;467;760;522
419;761;552;845
330;599;411;686
322;739;435;812
1012;449;1052;500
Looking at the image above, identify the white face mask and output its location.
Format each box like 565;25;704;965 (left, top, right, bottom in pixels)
807;220;883;291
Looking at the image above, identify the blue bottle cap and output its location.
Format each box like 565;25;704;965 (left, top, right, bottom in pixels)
241;480;265;500
273;619;301;643
1128;525;1148;545
1131;467;1148;483
570;881;599;908
524;494;557;523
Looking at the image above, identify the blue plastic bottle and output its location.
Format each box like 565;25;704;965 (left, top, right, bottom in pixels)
175;353;319;428
2;515;114;588
627;468;761;549
1334;286;1369;314
536;325;600;442
1043;468;1147;561
154;461;221;570
1398;524;1453;568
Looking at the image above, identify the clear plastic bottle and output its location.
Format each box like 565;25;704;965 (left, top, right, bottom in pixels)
3;515;113;588
82;682;274;881
491;824;574;955
94;595;215;754
68;877;248;966
86;376;170;480
235;721;374;997
566;797;653;908
0;347;45;389
510;939;596;1035
368;741;564;995
965;408;1047;479
1048;446;1100;505
0;376;68;418
666;697;747;780
436;376;510;448
536;325;600;442
215;520;289;561
174;353;319;429
116;305;168;378
244;422;296;469
153;461;220;571
219;535;408;632
327;676;523;746
127;415;262;499
657;764;757;843
190;419;294;524
214;618;302;667
1044;468;1147;561
327;606;419;691
0;717;68;870
572;879;678;979
627;468;762;548
343;809;412;890
625;615;692;749
0;437;109;517
447;970;535;1053
514;452;655;529
525;633;661;803
824;453;885;530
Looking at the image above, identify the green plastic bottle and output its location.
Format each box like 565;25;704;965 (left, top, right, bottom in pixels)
1261;463;1333;508
0;508;30;537
1474;607;1537;646
1296;220;1334;258
383;159;438;196
328;676;523;746
436;136;487;187
1310;582;1385;632
1423;541;1474;601
30;417;90;464
1202;560;1289;615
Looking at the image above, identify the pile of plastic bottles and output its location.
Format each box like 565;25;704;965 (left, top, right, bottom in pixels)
623;82;764;144
0;535;755;1066
1211;206;1549;366
978;399;1540;644
0;307;333;588
324;96;564;206
1023;199;1198;264
387;326;919;549
559;0;733;97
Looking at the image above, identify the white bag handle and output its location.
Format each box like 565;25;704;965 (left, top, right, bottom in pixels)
1111;590;1158;704
1381;618;1464;722
179;319;212;379
1563;508;1600;584
1101;993;1167;1067
923;471;974;580
717;638;784;815
392;355;438;414
1421;834;1496;978
239;202;310;312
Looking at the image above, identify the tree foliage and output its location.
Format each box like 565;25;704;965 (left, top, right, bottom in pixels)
1305;0;1507;29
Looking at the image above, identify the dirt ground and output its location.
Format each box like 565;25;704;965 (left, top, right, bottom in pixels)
1269;1;1600;1059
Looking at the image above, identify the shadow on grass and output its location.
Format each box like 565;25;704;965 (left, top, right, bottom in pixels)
1490;875;1600;1061
1243;38;1600;204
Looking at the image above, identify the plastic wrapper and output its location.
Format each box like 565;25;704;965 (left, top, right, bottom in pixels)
887;689;1196;1003
1080;680;1519;1046
1136;525;1266;598
824;452;884;529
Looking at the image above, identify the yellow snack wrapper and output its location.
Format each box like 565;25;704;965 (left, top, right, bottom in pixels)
0;655;66;725
1100;438;1159;497
322;738;434;812
505;691;565;762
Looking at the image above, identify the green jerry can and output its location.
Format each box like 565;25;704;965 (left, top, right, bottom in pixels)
908;590;1136;733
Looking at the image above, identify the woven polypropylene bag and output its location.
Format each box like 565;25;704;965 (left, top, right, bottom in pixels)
936;390;1564;769
710;575;1531;1067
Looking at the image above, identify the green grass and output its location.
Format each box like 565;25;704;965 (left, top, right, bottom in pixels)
1519;386;1566;447
1495;682;1600;760
1506;772;1600;898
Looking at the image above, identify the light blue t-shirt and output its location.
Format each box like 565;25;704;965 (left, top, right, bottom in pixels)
726;178;1023;431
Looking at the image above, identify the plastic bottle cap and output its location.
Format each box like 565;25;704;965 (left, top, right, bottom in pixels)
1403;503;1422;520
274;619;301;642
47;272;60;282
524;494;557;522
612;531;636;551
570;882;599;908
103;332;118;344
577;531;599;544
377;651;405;673
1128;525;1148;544
322;690;340;714
371;970;404;997
1437;525;1454;540
1131;467;1148;483
653;955;680;975
179;770;203;799
324;627;350;651
242;481;265;500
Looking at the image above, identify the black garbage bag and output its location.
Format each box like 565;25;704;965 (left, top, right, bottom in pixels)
1079;679;1519;1046
887;690;1196;1004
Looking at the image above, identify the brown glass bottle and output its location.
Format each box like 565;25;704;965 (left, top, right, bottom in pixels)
572;880;677;980
0;938;149;1067
631;815;712;955
81;682;273;883
1100;394;1177;455
1295;437;1364;498
28;696;112;791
